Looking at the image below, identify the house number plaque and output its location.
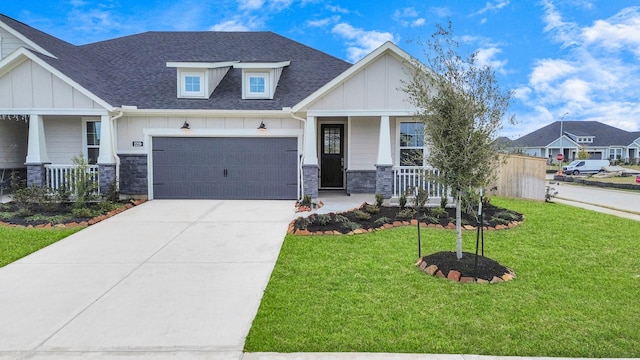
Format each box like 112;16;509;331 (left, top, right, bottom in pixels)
132;141;144;147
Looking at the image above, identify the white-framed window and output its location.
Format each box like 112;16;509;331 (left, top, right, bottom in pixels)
83;119;101;165
609;147;623;160
398;122;425;166
244;72;269;98
179;71;205;98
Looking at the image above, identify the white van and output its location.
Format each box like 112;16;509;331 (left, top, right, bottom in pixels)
563;160;609;175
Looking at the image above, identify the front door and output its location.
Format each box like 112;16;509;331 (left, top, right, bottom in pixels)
320;124;344;188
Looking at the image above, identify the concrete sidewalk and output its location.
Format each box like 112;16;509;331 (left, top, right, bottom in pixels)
0;200;294;360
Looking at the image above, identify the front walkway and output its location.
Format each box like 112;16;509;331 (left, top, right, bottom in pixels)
0;200;294;359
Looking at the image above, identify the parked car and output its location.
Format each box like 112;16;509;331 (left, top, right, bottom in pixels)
563;160;610;175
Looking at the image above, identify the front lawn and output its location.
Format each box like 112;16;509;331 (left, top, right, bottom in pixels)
245;197;640;357
0;226;83;267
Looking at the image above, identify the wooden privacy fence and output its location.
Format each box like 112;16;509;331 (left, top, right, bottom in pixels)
490;154;546;201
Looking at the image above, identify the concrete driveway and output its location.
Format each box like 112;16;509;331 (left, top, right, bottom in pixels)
0;200;294;360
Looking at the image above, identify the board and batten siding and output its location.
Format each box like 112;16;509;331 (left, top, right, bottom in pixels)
307;53;412;111
348;117;380;170
116;115;302;153
43;116;83;164
0;59;102;110
0;119;28;167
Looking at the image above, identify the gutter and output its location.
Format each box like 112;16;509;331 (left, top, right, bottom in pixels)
287;108;307;201
110;110;124;191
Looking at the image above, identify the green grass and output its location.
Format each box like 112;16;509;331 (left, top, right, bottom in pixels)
245;197;640;357
0;226;83;267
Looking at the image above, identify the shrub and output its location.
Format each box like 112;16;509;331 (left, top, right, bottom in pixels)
313;213;332;226
334;214;350;224
440;196;448;209
429;207;448;218
374;193;384;207
399;193;407;209
395;208;415;219
353;210;371;220
494;211;519;222
374;216;391;226
490;216;510;226
295;217;311;230
341;221;361;232
365;204;380;214
71;207;98;218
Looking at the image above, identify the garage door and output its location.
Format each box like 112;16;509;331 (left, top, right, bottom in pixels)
152;137;298;199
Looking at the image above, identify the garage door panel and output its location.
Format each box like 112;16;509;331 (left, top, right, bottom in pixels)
152;137;298;199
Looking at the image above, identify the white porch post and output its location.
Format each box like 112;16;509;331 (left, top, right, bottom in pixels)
97;114;115;164
303;116;318;165
302;115;319;198
25;114;49;164
376;116;393;199
376;116;393;166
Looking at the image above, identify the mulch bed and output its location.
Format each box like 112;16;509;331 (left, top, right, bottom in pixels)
416;251;515;284
0;199;146;228
290;202;523;235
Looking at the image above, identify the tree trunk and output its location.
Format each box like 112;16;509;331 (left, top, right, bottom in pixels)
456;190;462;259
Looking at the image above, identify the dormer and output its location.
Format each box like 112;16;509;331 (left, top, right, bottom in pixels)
565;132;594;144
234;61;290;100
166;61;238;99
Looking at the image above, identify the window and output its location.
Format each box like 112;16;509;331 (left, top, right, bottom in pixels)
249;76;265;93
85;121;101;164
399;122;424;166
244;72;269;98
609;148;623;160
179;72;206;98
184;76;201;92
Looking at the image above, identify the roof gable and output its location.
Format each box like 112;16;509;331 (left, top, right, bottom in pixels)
514;121;637;147
292;41;419;113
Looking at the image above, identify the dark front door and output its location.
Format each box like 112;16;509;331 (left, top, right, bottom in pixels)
320;124;344;188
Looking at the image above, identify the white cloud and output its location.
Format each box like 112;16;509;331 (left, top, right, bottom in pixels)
475;46;508;74
238;0;265;10
307;16;339;28
474;0;510;15
393;7;425;28
210;19;251;31
327;5;349;14
510;2;640;137
582;7;640;57
331;23;396;62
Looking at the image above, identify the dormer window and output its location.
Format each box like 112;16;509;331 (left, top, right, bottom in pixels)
236;61;290;100
181;73;204;97
245;72;269;98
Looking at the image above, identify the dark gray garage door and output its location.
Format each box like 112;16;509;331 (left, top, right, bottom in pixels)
152;137;298;199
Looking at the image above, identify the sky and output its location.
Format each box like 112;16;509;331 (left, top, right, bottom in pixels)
2;0;640;139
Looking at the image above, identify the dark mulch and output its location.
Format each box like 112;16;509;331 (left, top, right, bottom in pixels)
420;251;512;281
0;201;126;226
296;202;523;234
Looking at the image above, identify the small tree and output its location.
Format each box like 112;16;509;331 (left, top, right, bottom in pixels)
404;21;515;259
577;147;589;160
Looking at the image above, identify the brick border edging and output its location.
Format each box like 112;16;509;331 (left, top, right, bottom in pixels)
0;199;147;229
414;257;516;284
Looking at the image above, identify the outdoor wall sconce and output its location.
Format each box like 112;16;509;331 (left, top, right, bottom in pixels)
257;121;267;130
180;121;190;129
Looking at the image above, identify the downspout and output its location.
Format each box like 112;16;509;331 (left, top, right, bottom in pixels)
110;110;124;191
289;111;306;201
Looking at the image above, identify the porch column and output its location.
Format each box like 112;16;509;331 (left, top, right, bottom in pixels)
302;115;319;199
25;114;49;187
97;114;116;194
375;116;393;199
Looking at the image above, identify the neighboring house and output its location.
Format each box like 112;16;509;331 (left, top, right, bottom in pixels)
512;121;640;164
0;13;439;200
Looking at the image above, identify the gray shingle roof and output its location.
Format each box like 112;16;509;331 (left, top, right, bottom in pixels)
1;14;352;110
514;121;638;147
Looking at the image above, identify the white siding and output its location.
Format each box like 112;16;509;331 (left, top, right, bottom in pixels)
308;53;413;111
0;119;28;167
0;28;29;60
348;117;379;170
116;115;302;153
43;116;83;164
0;59;103;110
